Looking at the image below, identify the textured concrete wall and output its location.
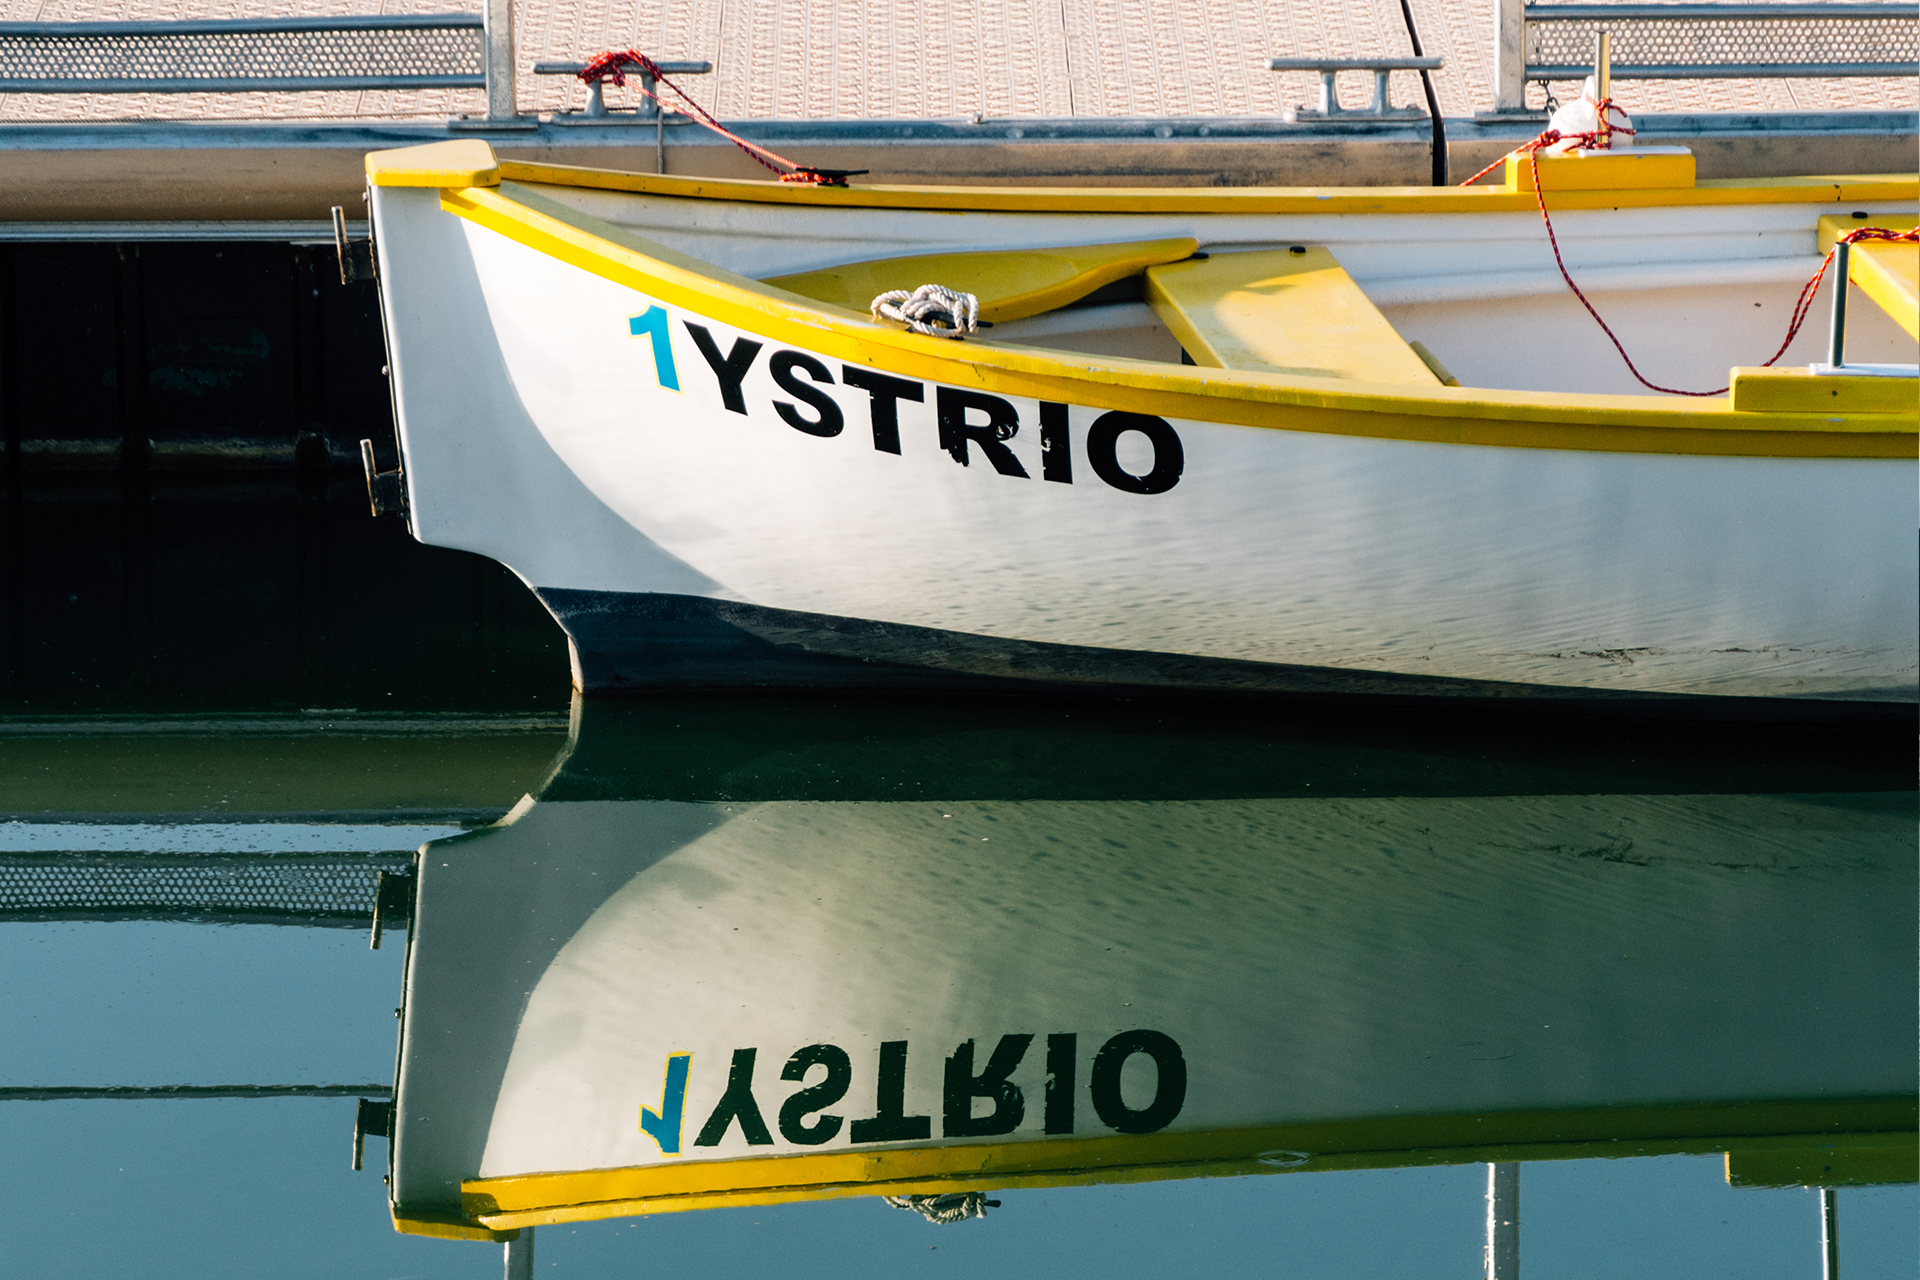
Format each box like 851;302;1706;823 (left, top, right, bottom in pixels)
0;0;1910;125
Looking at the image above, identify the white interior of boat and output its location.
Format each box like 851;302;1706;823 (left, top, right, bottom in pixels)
520;182;1917;399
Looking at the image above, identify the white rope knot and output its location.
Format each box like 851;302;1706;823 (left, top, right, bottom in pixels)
871;283;979;339
883;1192;999;1224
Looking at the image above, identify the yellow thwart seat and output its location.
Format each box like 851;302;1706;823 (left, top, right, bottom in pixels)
764;237;1199;324
1849;240;1920;340
1816;214;1919;340
1143;247;1441;385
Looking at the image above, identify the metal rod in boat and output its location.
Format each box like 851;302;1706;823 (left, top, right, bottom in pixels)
1485;1162;1519;1279
1596;30;1611;103
1820;1187;1839;1280
505;1226;534;1279
1829;239;1851;368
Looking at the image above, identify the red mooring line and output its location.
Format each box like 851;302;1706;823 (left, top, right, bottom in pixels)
1466;113;1916;396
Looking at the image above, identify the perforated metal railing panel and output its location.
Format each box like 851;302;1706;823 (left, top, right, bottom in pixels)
0;16;484;92
1526;8;1920;79
0;0;1912;121
0;854;410;927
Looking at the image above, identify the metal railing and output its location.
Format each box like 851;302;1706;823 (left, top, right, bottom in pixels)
0;15;483;93
1493;1;1920;111
0;852;410;928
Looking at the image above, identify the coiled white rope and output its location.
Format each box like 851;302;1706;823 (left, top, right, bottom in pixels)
870;283;979;339
882;1192;999;1224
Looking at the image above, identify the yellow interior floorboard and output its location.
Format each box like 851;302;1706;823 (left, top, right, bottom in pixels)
1145;247;1440;385
764;237;1198;324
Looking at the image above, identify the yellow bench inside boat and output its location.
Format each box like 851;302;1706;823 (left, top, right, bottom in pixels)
766;237;1199;323
1817;214;1919;341
1143;247;1443;385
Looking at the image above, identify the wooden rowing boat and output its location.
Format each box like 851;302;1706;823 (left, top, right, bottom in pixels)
366;139;1918;715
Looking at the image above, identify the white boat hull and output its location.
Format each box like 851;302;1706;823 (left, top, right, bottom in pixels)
370;181;1918;712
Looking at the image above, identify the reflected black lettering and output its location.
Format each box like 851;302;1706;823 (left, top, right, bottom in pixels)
942;1034;1033;1137
1088;1030;1186;1134
693;1047;775;1147
1043;1032;1076;1134
778;1043;852;1146
848;1040;932;1143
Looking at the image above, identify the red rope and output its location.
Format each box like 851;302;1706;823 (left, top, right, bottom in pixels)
1459;113;1915;397
578;51;852;185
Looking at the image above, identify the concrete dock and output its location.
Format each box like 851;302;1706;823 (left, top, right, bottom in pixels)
0;0;1912;221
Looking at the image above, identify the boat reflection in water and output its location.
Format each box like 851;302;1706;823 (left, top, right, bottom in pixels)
383;696;1915;1246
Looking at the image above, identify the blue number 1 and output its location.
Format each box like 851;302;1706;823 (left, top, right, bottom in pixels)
628;305;681;391
640;1053;691;1155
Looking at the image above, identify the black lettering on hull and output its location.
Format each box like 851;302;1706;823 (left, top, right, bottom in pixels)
1086;412;1184;495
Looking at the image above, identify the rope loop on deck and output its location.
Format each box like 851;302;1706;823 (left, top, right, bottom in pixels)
871;283;981;339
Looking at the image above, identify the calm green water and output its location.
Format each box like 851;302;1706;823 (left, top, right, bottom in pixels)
1;481;1913;1278
4;693;1914;1278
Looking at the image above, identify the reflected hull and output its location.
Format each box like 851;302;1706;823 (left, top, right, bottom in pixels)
390;780;1916;1231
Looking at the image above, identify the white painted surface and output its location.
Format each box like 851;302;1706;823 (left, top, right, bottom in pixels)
436;792;1910;1181
373;184;1919;701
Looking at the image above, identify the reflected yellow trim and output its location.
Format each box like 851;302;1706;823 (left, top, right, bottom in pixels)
460;1097;1915;1230
391;1206;518;1242
434;181;1913;457
1725;1131;1919;1188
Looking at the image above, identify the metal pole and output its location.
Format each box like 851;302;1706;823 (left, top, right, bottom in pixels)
1820;1188;1839;1280
1828;240;1851;368
1595;31;1611;101
1493;0;1527;111
504;1226;534;1280
482;0;516;121
1486;1162;1520;1279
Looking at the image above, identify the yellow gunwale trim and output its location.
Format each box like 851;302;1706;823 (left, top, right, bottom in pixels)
434;180;1914;458
480;157;1916;216
459;1097;1916;1230
366;138;501;189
